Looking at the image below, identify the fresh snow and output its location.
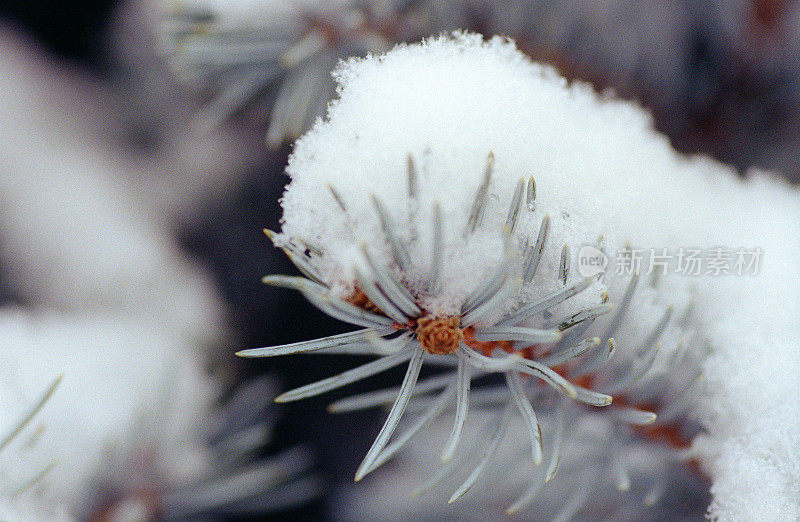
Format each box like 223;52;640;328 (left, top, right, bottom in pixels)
279;33;800;519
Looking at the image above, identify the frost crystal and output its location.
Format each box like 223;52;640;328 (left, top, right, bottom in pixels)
242;33;800;518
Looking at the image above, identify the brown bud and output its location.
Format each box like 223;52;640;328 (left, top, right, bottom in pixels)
416;315;463;355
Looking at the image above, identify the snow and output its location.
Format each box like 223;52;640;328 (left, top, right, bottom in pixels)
279;33;800;518
0;37;229;345
280;34;704;315
0;34;228;518
0;309;216;517
690;172;800;520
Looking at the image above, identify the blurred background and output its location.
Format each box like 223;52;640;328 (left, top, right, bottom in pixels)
0;0;796;519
